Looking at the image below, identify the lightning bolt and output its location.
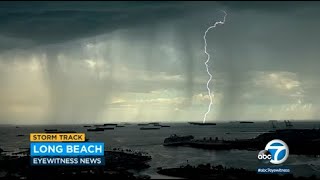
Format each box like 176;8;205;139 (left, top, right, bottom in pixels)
203;10;227;123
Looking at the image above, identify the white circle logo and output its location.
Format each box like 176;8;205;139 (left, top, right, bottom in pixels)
265;139;289;164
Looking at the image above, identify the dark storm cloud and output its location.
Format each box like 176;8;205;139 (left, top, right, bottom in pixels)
0;1;220;51
1;1;320;123
1;1;318;48
219;1;317;12
0;1;316;53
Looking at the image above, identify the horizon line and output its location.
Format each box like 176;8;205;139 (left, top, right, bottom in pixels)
2;119;320;126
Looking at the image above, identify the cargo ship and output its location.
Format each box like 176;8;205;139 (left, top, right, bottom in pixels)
87;127;104;132
137;123;149;126
163;134;194;146
188;122;216;126
161;125;171;127
239;121;254;124
140;127;160;130
101;127;115;130
103;123;118;126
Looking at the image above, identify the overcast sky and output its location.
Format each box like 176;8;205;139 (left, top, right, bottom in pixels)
0;1;320;124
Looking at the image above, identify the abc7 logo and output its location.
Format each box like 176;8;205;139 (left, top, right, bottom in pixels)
257;139;289;165
258;150;272;164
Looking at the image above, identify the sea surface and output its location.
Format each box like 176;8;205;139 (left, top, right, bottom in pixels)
1;121;320;179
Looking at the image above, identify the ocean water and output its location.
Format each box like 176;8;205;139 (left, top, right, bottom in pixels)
1;121;320;178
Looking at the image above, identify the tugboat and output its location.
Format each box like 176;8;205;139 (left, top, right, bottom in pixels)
163;134;194;146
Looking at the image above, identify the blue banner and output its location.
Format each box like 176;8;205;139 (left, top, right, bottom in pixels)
30;156;105;166
30;142;104;156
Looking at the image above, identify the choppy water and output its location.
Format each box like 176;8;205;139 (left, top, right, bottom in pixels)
1;121;320;178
